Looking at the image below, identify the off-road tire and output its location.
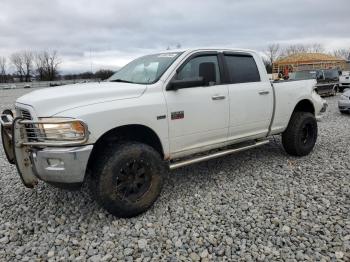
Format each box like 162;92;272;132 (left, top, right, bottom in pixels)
90;142;165;217
282;112;318;156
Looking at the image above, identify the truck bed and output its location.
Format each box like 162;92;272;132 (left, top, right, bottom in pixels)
270;79;319;134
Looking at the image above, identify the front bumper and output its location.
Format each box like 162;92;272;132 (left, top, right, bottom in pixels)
1;110;92;187
31;145;93;183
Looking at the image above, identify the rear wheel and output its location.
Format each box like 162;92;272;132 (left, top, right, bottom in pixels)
90;142;165;217
282;112;318;156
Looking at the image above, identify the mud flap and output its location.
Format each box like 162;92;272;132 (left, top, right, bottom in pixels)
12;118;38;188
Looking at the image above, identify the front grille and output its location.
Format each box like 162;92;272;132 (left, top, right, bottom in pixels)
20;109;32;120
17;108;39;142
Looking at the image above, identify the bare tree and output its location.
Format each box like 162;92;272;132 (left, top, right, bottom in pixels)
0;56;6;83
10;52;25;82
281;44;308;56
263;44;281;73
332;48;350;59
281;43;325;57
35;50;61;81
10;51;35;82
308;43;325;53
34;52;46;81
266;44;280;65
46;50;60;81
22;51;34;82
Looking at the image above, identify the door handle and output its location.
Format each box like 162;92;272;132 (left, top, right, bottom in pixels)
212;95;226;100
258;90;270;95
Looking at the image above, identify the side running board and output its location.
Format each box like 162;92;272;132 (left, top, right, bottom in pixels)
169;139;269;170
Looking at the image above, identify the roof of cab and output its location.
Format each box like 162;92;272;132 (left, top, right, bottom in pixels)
159;47;258;55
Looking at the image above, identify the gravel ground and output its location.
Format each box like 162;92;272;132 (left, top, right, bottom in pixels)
0;88;349;261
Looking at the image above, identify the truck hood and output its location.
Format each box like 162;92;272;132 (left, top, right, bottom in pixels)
16;82;147;117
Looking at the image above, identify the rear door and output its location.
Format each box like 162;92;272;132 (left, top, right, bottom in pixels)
223;52;273;140
164;52;229;157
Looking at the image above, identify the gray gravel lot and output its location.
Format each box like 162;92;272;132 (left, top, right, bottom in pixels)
0;88;349;261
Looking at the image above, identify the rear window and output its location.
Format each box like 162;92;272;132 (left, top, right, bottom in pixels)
224;55;260;84
324;70;339;79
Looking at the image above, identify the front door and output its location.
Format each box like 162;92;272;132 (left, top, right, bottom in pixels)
164;53;229;157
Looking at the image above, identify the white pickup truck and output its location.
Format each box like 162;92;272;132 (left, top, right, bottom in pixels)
1;48;327;217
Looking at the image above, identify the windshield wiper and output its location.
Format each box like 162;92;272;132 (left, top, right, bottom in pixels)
110;79;134;83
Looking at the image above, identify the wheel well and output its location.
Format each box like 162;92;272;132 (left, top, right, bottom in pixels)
293;99;315;115
87;125;164;169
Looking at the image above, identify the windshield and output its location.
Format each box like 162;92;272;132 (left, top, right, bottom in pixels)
108;52;182;84
292;71;317;80
324;70;339;79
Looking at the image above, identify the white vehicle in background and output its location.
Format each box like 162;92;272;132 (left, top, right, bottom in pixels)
338;89;350;113
2;84;16;90
1;48;327;217
339;71;350;92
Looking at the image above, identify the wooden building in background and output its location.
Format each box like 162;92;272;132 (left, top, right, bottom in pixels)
273;53;347;75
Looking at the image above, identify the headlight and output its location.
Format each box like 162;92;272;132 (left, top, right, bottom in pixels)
39;118;87;141
340;95;349;100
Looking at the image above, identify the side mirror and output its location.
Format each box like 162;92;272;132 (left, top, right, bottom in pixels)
167;77;204;90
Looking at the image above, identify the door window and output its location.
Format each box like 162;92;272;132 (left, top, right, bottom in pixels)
176;55;221;85
224;55;260;84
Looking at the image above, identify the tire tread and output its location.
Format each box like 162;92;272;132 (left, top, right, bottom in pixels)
282;111;317;156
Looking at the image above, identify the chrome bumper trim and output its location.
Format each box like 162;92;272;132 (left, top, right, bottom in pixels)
31;145;93;184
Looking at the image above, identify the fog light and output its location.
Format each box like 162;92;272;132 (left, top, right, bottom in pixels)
47;158;63;167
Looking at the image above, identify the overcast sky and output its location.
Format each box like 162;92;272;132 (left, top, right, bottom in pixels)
1;0;349;73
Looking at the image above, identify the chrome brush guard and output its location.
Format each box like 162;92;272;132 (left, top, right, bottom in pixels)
1;110;89;188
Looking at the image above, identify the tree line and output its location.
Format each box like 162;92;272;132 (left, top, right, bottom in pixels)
263;43;350;73
0;50;61;83
0;50;115;83
63;69;114;81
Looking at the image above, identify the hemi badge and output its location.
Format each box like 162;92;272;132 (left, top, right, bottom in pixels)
157;115;166;120
171;111;184;120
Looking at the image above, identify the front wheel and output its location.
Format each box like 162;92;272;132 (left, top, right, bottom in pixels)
91;142;165;217
282;112;318;156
